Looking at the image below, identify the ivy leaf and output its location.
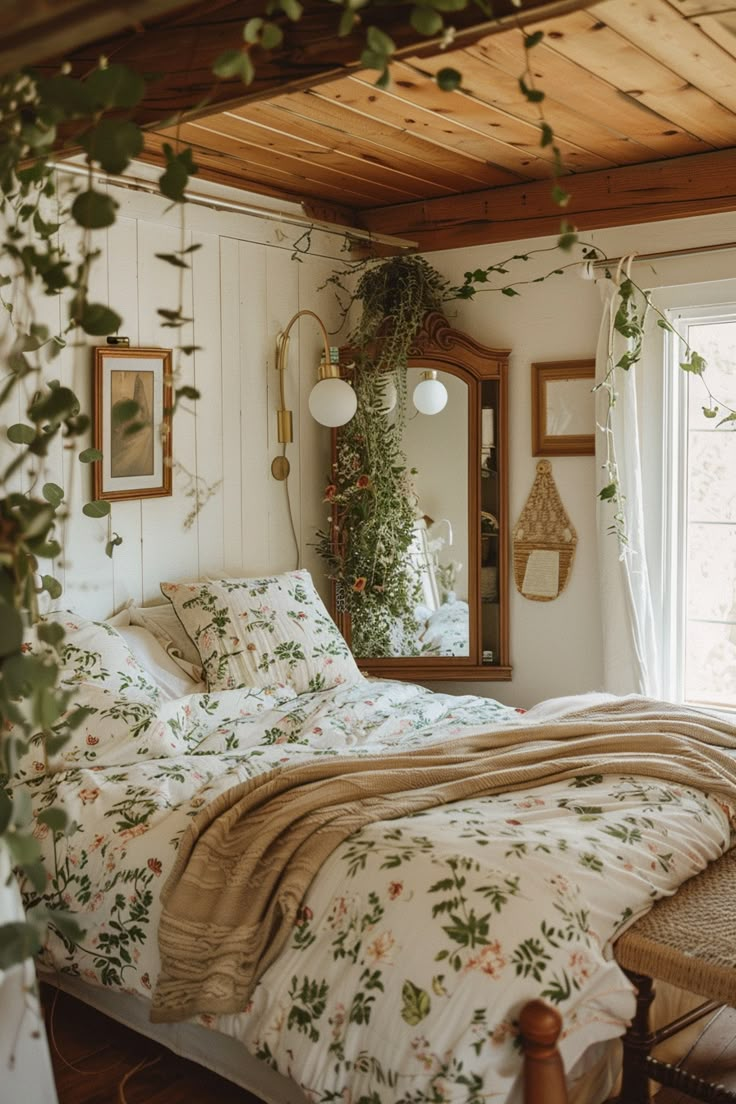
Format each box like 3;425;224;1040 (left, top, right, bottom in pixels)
83;500;111;519
551;184;570;208
525;30;545;48
155;252;190;269
47;908;85;944
85;64;146;110
213;49;255;84
501;286;520;297
243;16;264;41
79;303;122;336
105;533;123;558
558;230;578;252
37;621;65;646
7;423;35;444
80;119;143;175
79;447;103;463
436;67;462;92
657;319;674;332
176;385;200;401
260;22;284;49
37;808;69;834
0;922;42;969
680;352;706;374
0;606;23;658
717;411;736;427
366;26;396;57
519;77;544;103
598;483;618;501
540;122;554;148
6;830;42;868
401;979;431;1026
159;144;198;203
71;189;118;230
42;482;64;508
411;6;443;35
113;399;140;424
279;0;303;18
42;575;63;599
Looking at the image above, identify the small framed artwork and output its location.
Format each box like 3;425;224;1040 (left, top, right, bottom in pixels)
531;359;596;457
93;346;173;501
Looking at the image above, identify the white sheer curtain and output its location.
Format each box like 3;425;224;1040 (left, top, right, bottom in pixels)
595;266;661;696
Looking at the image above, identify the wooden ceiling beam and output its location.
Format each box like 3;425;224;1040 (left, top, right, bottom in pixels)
0;0;200;74
18;0;603;131
358;148;736;251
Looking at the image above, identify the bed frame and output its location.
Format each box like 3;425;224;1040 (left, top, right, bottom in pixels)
519;1000;568;1104
45;971;568;1104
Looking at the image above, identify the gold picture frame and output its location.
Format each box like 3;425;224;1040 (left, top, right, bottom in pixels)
531;359;595;457
93;346;173;501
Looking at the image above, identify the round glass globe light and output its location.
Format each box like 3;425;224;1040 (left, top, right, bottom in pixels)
413;375;448;416
308;377;358;427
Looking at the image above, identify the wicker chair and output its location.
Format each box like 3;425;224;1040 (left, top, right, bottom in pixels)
613;847;736;1103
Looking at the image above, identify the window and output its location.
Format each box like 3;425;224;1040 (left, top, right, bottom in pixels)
662;307;736;710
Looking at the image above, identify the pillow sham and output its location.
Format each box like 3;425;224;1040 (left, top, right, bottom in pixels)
126;601;203;682
116;625;206;700
160;569;362;695
9;612;161;781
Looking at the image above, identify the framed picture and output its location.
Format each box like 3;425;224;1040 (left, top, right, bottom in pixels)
93;346;173;501
531;359;596;457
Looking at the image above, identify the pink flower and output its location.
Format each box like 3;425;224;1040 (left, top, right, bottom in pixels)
352;577;367;593
140;973;152;990
366;931;396;964
86;735;99;747
388;881;403;899
147;858;162;876
324;484;337;502
79;787;100;804
356;475;372;490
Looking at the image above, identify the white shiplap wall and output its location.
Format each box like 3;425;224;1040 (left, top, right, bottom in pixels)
0;176;350;619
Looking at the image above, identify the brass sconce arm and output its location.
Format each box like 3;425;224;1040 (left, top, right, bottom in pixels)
271;308;351;482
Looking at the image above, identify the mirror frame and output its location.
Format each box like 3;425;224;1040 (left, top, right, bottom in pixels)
332;312;511;681
531;359;595;457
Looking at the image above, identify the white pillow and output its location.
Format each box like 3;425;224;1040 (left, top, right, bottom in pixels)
115;625;205;700
126;601;203;681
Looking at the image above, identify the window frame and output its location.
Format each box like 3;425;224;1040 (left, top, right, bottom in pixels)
660;302;736;709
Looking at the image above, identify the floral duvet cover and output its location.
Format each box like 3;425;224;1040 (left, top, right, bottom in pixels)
21;677;734;1104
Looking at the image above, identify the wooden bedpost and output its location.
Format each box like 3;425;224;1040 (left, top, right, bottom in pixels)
519;999;568;1104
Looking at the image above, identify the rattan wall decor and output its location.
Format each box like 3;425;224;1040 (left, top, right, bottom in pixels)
512;459;577;601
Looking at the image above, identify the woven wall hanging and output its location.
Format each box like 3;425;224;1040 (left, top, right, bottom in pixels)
512;459;577;601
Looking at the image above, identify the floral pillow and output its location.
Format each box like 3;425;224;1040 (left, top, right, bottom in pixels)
160;570;362;695
8;612;160;781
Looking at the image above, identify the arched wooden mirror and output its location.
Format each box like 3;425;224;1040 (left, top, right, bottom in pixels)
331;312;511;681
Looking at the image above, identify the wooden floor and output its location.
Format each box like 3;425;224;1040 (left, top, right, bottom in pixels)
43;988;736;1104
43;988;258;1104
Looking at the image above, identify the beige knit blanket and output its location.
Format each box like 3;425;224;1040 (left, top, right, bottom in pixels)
151;696;736;1023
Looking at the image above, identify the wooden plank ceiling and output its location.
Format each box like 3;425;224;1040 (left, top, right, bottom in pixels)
132;0;736;248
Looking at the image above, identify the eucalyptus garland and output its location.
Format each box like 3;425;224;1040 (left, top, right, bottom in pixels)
316;255;454;657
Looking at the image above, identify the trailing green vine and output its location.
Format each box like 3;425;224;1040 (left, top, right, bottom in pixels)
316;256;454;657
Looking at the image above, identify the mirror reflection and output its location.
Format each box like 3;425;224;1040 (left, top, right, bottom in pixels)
402;370;469;657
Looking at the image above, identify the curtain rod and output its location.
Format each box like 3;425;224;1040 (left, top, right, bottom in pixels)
51;160;417;251
594;240;736;270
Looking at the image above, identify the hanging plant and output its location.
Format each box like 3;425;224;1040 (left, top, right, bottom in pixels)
316;255;455;657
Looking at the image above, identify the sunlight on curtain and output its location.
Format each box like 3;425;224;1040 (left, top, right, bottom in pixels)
595;268;661;696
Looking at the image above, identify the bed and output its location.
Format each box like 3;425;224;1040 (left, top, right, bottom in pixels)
9;570;736;1104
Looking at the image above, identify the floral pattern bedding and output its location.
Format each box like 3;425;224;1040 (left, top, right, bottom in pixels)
17;674;734;1104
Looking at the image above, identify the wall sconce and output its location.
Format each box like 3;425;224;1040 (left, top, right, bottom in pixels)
271;308;357;481
412;370;448;415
